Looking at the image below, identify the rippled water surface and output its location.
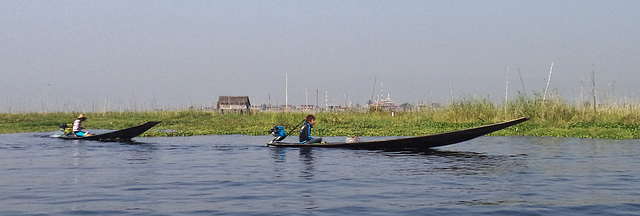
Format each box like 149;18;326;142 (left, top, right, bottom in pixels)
1;133;639;215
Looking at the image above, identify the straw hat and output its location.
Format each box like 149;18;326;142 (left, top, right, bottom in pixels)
77;114;86;119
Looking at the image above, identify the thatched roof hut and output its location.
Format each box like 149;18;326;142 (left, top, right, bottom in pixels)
217;96;251;113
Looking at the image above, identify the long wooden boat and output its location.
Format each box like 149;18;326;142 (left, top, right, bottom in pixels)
267;117;529;150
53;121;161;142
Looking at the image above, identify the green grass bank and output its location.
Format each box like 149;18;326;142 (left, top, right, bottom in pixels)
1;97;639;139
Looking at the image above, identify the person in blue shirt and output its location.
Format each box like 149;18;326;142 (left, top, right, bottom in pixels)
299;114;322;144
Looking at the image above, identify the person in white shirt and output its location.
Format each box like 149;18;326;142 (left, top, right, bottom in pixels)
72;114;93;137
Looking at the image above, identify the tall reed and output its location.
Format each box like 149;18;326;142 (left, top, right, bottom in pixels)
1;95;638;139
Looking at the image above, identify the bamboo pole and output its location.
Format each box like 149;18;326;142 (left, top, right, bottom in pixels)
285;73;288;111
103;98;107;116
518;68;527;96
505;66;510;116
591;53;597;112
543;62;554;102
449;82;454;102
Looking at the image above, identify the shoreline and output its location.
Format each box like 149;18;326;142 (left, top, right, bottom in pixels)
1;103;639;139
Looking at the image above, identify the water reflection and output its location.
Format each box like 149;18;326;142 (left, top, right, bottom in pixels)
70;141;87;167
269;147;317;179
388;149;524;177
270;147;525;179
298;147;317;211
123;143;159;164
69;141;87;185
298;147;315;179
269;147;318;211
270;148;286;163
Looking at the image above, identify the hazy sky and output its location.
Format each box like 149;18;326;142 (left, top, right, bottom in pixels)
2;0;639;113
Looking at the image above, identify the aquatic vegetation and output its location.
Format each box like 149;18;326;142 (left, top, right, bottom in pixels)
0;96;639;139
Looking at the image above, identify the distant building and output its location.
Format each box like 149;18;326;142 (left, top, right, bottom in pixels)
250;105;263;111
326;105;343;111
217;96;251;114
371;94;396;111
300;105;314;110
281;105;294;110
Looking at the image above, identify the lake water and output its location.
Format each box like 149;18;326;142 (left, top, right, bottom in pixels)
1;133;639;215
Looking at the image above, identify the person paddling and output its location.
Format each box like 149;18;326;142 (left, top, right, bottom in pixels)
73;114;94;137
299;114;322;144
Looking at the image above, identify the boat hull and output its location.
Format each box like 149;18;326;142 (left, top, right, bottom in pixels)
267;117;529;150
56;121;161;142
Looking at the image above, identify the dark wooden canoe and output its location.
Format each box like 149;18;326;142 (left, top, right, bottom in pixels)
267;117;529;150
56;121;161;142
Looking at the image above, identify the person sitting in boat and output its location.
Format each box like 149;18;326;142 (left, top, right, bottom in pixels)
299;114;322;144
72;114;94;137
